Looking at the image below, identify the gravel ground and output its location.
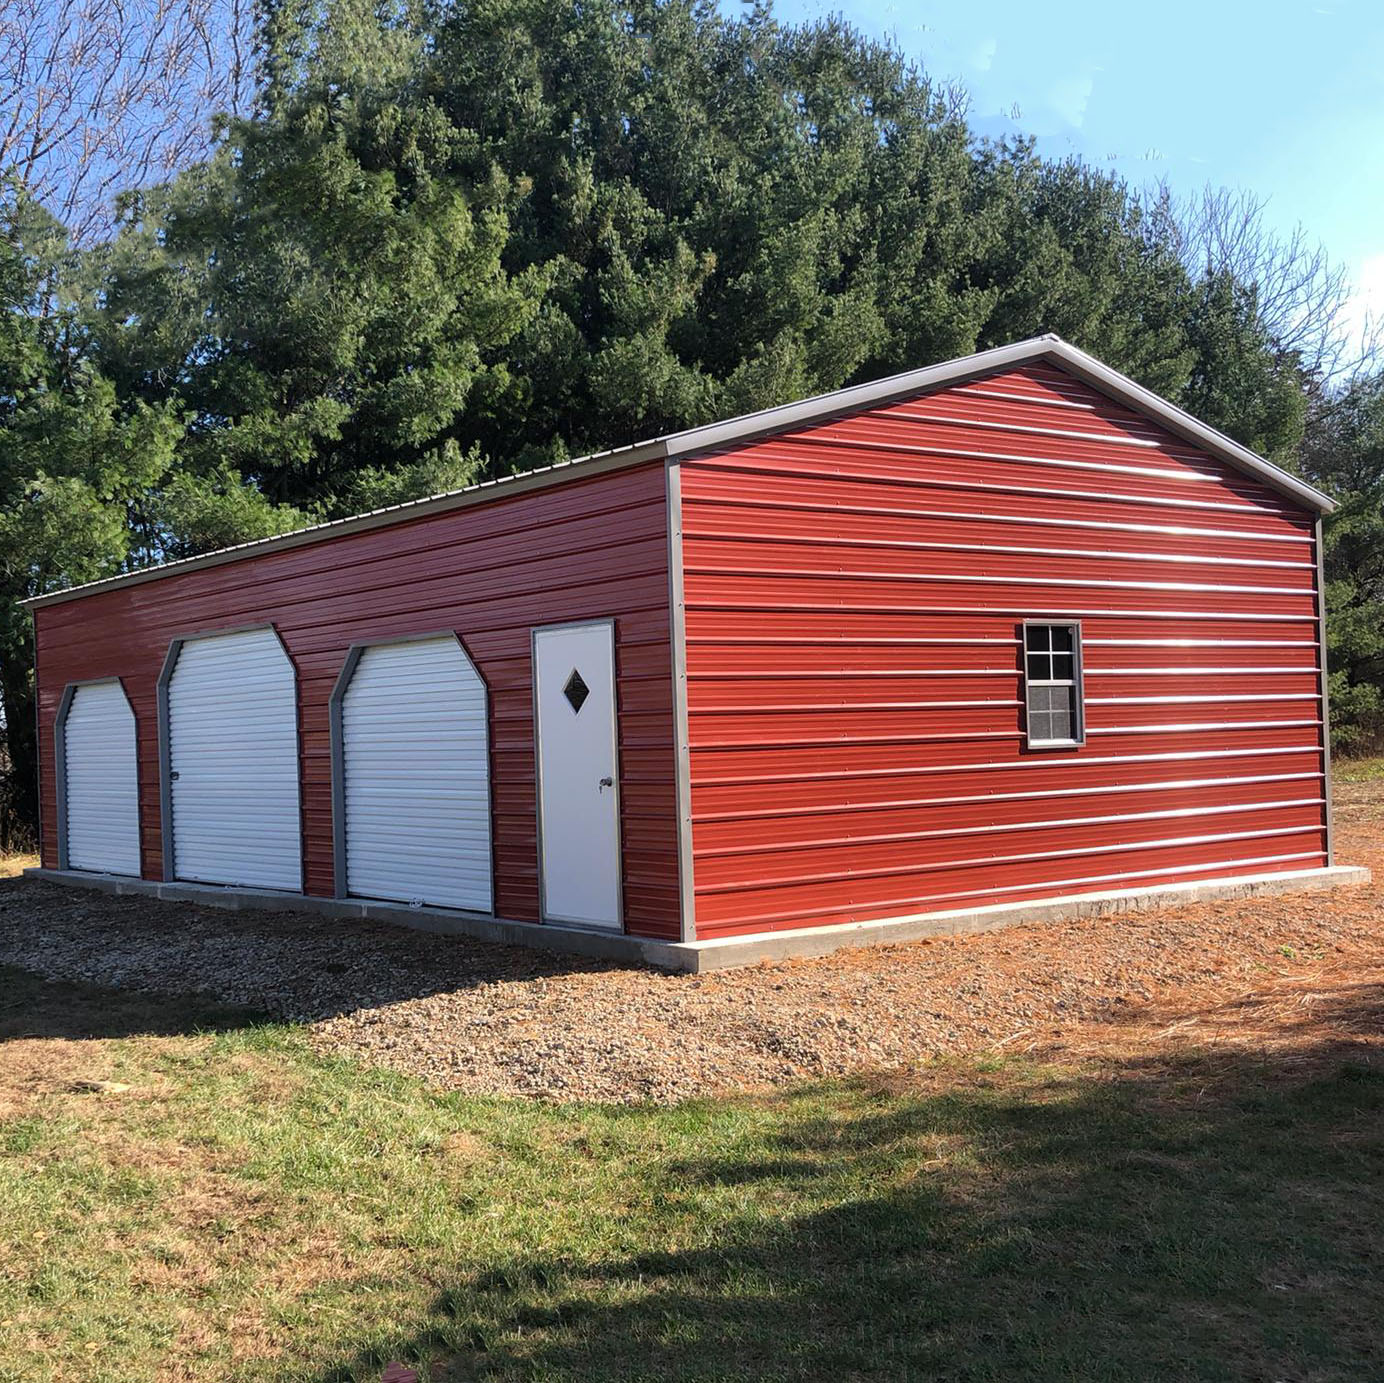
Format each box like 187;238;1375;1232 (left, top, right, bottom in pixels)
2;781;1380;1103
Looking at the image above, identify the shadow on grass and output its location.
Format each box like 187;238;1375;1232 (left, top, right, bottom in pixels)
1091;975;1384;1048
305;995;1384;1382
0;964;269;1041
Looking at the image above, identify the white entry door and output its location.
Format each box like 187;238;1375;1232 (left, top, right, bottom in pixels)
534;621;621;929
165;627;302;891
62;680;141;876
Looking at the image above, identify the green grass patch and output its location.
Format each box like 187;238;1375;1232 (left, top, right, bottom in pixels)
0;969;1381;1381
1334;755;1384;783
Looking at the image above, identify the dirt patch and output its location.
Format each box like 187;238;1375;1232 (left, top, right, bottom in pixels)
1;785;1380;1104
0;1036;129;1118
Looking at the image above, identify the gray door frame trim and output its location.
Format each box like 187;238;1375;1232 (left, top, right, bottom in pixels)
327;628;495;907
665;459;697;942
531;616;626;932
157;622;304;889
53;676;138;874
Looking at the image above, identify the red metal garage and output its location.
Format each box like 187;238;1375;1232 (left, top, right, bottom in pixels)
26;336;1364;968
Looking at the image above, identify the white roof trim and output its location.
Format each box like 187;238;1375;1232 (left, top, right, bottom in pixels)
657;335;1333;515
24;335;1332;609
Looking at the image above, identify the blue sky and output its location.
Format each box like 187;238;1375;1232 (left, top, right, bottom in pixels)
763;0;1384;336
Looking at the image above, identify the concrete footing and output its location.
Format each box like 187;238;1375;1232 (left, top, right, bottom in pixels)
22;864;1372;973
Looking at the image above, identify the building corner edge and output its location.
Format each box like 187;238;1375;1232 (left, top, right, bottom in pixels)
666;457;697;943
1315;515;1335;866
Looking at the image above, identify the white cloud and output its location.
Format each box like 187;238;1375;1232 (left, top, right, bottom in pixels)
1047;72;1095;129
1342;253;1384;345
970;37;997;72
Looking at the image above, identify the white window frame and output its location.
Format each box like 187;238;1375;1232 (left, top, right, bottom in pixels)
1022;620;1085;750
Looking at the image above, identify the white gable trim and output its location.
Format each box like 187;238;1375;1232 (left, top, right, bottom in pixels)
658;336;1333;515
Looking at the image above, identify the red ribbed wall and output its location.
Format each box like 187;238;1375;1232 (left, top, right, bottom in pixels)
678;363;1329;939
33;463;680;938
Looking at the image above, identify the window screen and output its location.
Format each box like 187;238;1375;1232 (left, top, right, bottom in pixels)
1023;623;1084;747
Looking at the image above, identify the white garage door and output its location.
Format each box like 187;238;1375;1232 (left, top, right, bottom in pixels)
62;681;141;876
166;628;302;891
341;636;492;912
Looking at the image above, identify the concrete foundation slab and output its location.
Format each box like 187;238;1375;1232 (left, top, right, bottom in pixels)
680;865;1372;970
22;864;1371;973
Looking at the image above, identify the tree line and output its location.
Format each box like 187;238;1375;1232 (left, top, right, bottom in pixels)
2;0;1382;846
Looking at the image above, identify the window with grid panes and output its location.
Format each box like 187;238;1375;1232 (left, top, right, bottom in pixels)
1023;623;1084;747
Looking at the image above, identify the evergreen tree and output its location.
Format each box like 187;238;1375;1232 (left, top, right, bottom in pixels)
0;188;182;840
1302;371;1384;751
4;0;1375;843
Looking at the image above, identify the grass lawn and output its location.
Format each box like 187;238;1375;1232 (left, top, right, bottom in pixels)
1;967;1381;1381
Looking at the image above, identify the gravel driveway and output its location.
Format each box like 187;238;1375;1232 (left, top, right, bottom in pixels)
3;780;1381;1103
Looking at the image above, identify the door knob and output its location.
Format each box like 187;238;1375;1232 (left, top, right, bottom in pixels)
598;776;614;791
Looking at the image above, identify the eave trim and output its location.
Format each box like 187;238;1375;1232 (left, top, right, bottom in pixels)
22;335;1333;610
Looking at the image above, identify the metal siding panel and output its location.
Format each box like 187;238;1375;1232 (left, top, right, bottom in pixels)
682;534;1318;592
693;802;1324;888
694;776;1326;850
692;839;1330;933
1315;516;1335;863
63;682;141;876
681;364;1331;939
684;610;1323;646
687;571;1315;620
693;754;1327;817
687;450;1314;538
167;629;303;891
31;462;679;939
342;637;493;912
681;475;1317;551
683;503;1319;572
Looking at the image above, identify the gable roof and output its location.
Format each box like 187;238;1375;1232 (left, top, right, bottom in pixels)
24;334;1333;610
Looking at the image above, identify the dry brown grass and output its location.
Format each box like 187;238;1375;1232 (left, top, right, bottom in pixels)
0;851;37;879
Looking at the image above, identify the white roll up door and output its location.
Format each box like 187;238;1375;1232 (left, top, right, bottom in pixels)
166;628;302;890
341;636;493;912
62;681;141;876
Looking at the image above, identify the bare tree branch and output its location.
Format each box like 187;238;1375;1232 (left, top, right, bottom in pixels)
0;0;255;243
1164;181;1382;385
